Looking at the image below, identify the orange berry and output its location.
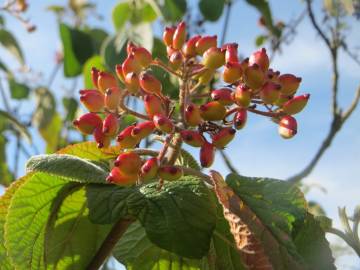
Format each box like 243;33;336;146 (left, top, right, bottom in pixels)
233;109;247;130
200;101;226;121
125;72;140;94
282;94;310;115
140;157;159;181
212;127;236;149
279;74;302;95
122;54;142;76
93;127;111;148
211;88;234;106
106;167;138;186
103;114;119;137
180;130;205;147
223;43;239;63
114;152;142;175
249;48;269;71
173;21;186;50
139;71;162;95
185;103;203;126
244;64;266;89
144;94;166;118
104;87;121;111
131;121;155;140
98;71;117;94
202;47;225;69
73;113;102;135
233;84;251;108
131;47;152;68
117;125;139;149
163;26;176;47
79;89;104;112
222;62;242;84
195;35;217;55
260;81;281;104
183;35;201;58
153;114;174;133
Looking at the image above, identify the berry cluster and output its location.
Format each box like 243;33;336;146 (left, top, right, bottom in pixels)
73;21;309;186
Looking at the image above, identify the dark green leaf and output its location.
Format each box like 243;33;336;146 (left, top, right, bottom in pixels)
199;0;225;21
159;0;187;22
0;59;9;72
0;29;24;64
152;37;167;62
83;55;106;88
26;154;108;184
0;110;31;143
8;78;30;99
176;149;201;170
62;97;78;122
87;28;108;54
112;1;132;30
59;23;94;77
101;35;127;71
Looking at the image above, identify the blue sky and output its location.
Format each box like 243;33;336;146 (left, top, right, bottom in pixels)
1;0;360;269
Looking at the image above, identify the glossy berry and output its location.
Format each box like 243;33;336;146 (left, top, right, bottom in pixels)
211;88;234;106
91;67;99;88
212;127;236;149
163;26;176;47
144;95;166;118
223;62;242;84
93;127;111;148
98;71;117;94
104;87;121;111
117;125;139;149
223;43;239;63
115;64;125;83
244;64;265;90
131;121;155;140
73;113;102;135
114;152;142;174
79;90;104;112
183;35;201;58
139;72;162;95
278;115;297;139
200;101;226;121
172;21;186;50
260;81;281;104
153;114;174;133
140;157;159;181
233;109;247;130
185;103;203;126
202;47;225;69
106;167;138;186
122;54;142;76
233;84;251;108
180;130;205;147
125;72;140;94
131;47;152;68
200;142;215;168
195;35;217;55
169;51;183;70
282;94;310;115
279;74;302;95
103;114;119;137
249;48;269;71
158;166;183;181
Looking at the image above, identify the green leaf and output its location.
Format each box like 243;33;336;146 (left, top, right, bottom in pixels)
8;78;30;99
26;154;108;184
32;87;56;129
112;1;132;30
139;3;158;22
0;29;24;64
255;34;268;47
199;0;225;21
59;23;94;77
45;187;111;269
159;0;187;22
114;221;210;269
101;35;127;71
128;23;154;51
293;213;335;270
4;173;70;269
87;28;108;54
0;59;9;72
39;112;62;153
62;97;78;122
83;55;106;89
0;110;31;143
176;149;201;170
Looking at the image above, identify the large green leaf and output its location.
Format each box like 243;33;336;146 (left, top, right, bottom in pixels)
176;149;201;170
87;28;108;54
101;35;127;71
26;154;108;184
8;78;30;99
32;87;56;130
59;23;94;77
62;97;78;122
0;110;31;143
39;112;62;153
199;0;225;21
112;1;132;30
158;0;187;22
0;29;24;64
57;142;120;160
114;221;210;269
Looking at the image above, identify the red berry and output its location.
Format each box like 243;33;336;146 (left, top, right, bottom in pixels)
93;127;111;148
153;114;174;133
212;127;236;149
282;94;310;115
173;21;186;50
104;87;121;111
279;74;302;95
140;157;159;181
202;47;225;69
195;35;217;55
200;142;215;168
278;116;297;139
233;84;251;108
158;166;183;181
131;121;155;140
125;72;140;94
182;35;201;58
200;101;226;121
260;81;281;104
122;54;142;76
79;89;104;112
144;95;166;118
103;114;119;137
73;113;102;135
223;62;242;84
131;47;152;68
185;103;203;126
106;167;138;186
249;48;269;71
211;88;234;106
163;26;176;47
98;71;117;94
114;152;142;175
233;109;247;130
139;71;162;95
223;43;238;63
115;64;125;83
169;51;183;70
117;125;139;149
180;130;205;147
244;64;265;90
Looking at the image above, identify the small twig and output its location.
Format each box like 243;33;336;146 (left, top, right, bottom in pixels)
342;85;360;122
119;91;149;120
151;59;182;77
47;63;61;89
247;107;282;118
219;150;239;175
220;1;232;45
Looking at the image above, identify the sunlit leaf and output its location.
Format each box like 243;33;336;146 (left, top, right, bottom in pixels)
83;55;106;89
112;1;132;30
8;77;30;100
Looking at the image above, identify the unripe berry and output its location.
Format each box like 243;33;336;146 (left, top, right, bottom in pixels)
139;71;162;95
260;81;281;104
173;21;186;50
249;48;269;71
211;88;234;106
180;130;205;147
200;101;226;121
212;127;236;149
197;68;215;85
103;114;119;137
117;125;139;149
91;67;99;88
169;51;183;70
140;157;159;181
185;103;202;126
73;113;102;135
195;35;217;55
115;64;125;83
144;95;166;118
125;72;140;94
126;41;137;55
233;84;251;108
279;74;302;95
131;47;152;68
223;43;238;63
106;167;138;186
98;71;117;94
202;47;225;69
222;62;242;84
131;121;155;140
278;115;297;139
233;109;247;130
158;166;183;181
153;114;174;133
122;55;142;76
182;35;201;58
114;152;142;175
104;87;121;111
244;64;265;89
282;94;310;115
93;127;111;148
274;94;291;107
200;142;215;168
79;90;104;112
163;26;176;47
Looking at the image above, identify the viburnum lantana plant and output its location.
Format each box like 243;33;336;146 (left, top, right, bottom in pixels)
73;21;309;187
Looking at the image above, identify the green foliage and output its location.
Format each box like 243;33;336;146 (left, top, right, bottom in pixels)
112;1;132;30
0;29;24;64
0;110;31;143
199;0;225;21
83;55;106;88
8;77;30;100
